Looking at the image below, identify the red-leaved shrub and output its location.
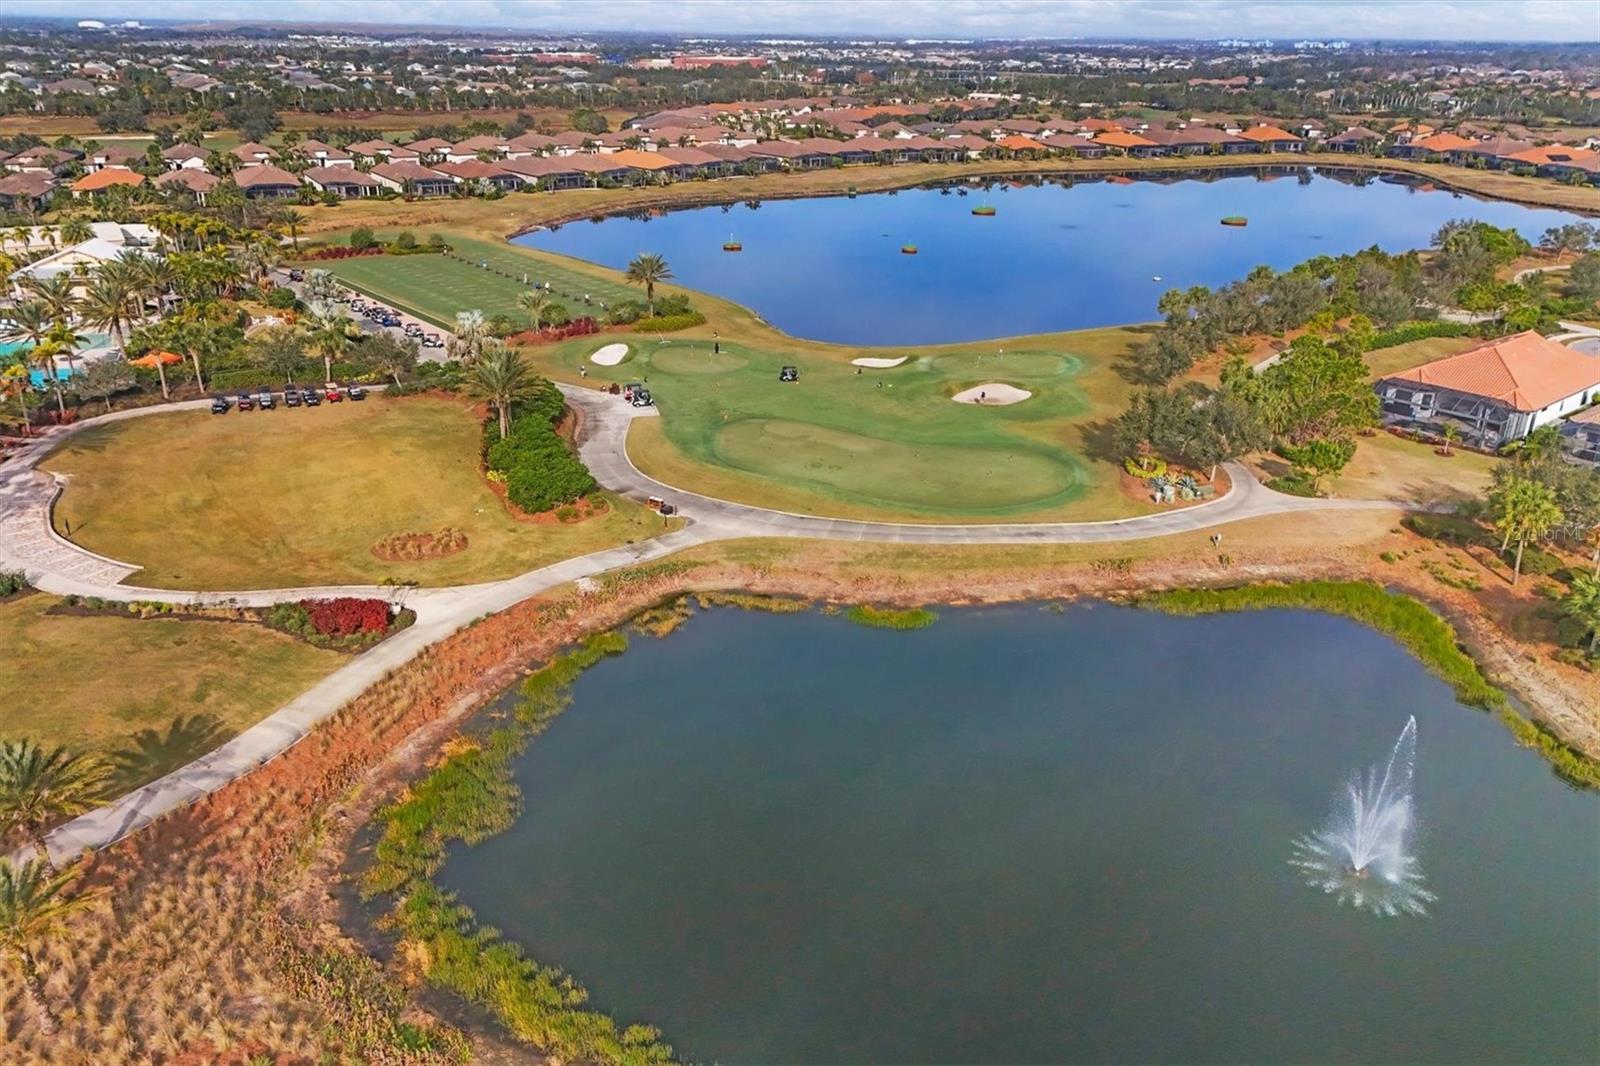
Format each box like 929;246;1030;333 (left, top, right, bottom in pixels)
302;246;385;261
508;317;600;346
300;597;392;636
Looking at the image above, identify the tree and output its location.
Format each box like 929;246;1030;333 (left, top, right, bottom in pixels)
1191;387;1269;479
21;275;78;325
302;267;340;303
1;363;40;435
1281;437;1356;495
1563;573;1600;654
348;226;377;251
58;216;92;245
448;309;488;364
625;253;673;315
173;320;226;394
470;342;537;439
1567;253;1600;301
363;331;419;386
1440;421;1460;457
275;207;307;251
0;741;109;866
302;301;356;382
249;326;308;384
79;278;135;352
516;288;554;332
75;358;135;412
1250;335;1379;444
1490;475;1563;585
0;859;101;1037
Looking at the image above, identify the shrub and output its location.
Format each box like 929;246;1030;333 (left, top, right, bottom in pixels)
605;300;645;325
394;230;416;249
0;569;27;597
634;311;707;333
1124;456;1167;479
1403;512;1486;546
1508;544;1564;578
264;287;300;310
349;226;378;250
483;394;596;514
302;597;393;636
302;245;384;261
1368;320;1486;350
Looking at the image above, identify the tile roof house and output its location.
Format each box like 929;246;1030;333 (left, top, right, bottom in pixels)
161;142;210;170
431;159;525;189
1389;131;1478;159
296;139;354;167
1377;331;1600;447
70;169;146;197
1092;129;1163;157
993;134;1047;156
1501;145;1600;181
1141;126;1252;154
1236;125;1305;152
231;164;302;198
303;165;381;197
86;144;146;170
153;168;220;202
346;139;418;162
370;160;457;196
498;156;589;189
230;142;277;166
445;135;506;162
404;137;454;161
0;172;58;211
5;146;80;174
1447;134;1535;165
1326;126;1384;152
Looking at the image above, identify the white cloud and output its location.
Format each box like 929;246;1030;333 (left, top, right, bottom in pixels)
12;0;1599;41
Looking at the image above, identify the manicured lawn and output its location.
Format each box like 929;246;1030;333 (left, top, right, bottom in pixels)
317;235;640;329
1363;335;1484;380
0;593;342;792
43;394;669;589
314;231;1153;521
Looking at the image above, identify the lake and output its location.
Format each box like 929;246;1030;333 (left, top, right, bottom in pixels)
437;603;1599;1064
514;168;1591;345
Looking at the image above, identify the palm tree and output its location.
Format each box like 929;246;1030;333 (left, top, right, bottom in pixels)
0;741;109;866
79;278;135;353
1440;422;1460;457
625;252;672;315
0;301;52;353
130;255;176;320
470;342;537;439
302;268;339;304
448;309;488;364
22;275;79;325
0;859;102;1036
1;364;35;435
58;216;93;245
516;288;553;332
1563;573;1600;654
174;321;222;394
276;207;307;252
1491;476;1563;585
302;302;355;383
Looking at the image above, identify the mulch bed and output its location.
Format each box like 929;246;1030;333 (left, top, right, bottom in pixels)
371;527;469;562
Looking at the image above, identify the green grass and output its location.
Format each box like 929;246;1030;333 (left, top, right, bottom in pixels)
0;594;342;792
1135;581;1600;789
43;394;669;589
313;230;1155;523
317;235;639;329
846;604;940;629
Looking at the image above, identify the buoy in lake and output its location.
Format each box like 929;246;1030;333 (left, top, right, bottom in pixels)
1221;216;1248;227
722;234;742;252
972;203;997;216
1152;275;1162;282
901;244;919;255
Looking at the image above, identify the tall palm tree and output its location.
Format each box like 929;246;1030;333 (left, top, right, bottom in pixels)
0;301;51;352
448;309;488;364
58;216;93;245
79;278;135;353
625;252;672;315
276;207;307;252
130;255;176;320
302;268;339;304
22;275;79;325
1563;573;1600;654
302;301;355;383
1;364;35;435
470;341;536;439
1491;476;1564;585
516;288;553;332
0;741;109;866
0;859;102;1037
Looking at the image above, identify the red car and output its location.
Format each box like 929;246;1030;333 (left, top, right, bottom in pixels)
324;386;344;403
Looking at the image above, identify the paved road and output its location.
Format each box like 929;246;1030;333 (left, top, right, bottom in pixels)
5;376;1402;864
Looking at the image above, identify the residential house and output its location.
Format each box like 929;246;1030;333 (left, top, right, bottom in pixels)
70;169;145;198
1376;331;1600;448
445;135;506;163
604;149;688;181
153;168;220;203
232;164;302;199
941;133;1000;159
656;145;736;177
498;156;587;189
346;139;417;163
370;160;456;196
1447;134;1534;167
547;131;596;156
230;142;277;167
0;172;57;212
86;144;145;170
296;139;354;167
1325;126;1384;153
505;132;558;157
1502;145;1600;182
992;134;1047;159
1237;125;1305;152
4;146;79;174
1388;132;1477;160
405;137;453;163
562;154;634;184
697;143;775;170
1560;405;1600;464
303;165;382;197
1141;126;1251;155
748;140;833;168
432;159;524;190
161;142;210;170
1093;130;1164;158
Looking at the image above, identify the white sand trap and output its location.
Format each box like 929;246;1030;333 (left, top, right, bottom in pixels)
852;356;908;368
590;343;630;366
953;383;1032;406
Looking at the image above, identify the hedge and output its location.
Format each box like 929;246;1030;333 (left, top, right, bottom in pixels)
1368;320;1488;350
483;382;595;514
633;311;707;333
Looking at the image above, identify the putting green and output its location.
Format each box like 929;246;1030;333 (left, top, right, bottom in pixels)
711;418;1081;512
928;350;1080;378
649;346;749;374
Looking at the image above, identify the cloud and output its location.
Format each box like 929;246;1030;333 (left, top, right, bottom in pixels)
17;0;1598;41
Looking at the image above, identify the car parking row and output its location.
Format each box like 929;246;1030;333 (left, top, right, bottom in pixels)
333;290;445;349
212;384;366;413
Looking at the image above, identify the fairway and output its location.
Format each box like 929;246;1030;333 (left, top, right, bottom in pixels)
318;235;640;329
43;395;668;589
0;593;341;793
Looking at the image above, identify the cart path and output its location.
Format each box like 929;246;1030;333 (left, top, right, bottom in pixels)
5;388;1403;864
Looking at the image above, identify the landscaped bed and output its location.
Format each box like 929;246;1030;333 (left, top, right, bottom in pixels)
42;394;666;589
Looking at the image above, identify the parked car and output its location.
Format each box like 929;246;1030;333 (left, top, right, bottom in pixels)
236;393;254;411
302;388;321;406
210;396;230;414
256;390;276;409
631;388;654;408
381;315;401;327
325;386;344;403
283;388;302;407
346;385;367;401
422;333;444;348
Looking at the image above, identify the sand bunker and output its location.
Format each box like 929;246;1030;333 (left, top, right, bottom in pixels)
851;356;908;368
590;343;630;366
953;383;1032;406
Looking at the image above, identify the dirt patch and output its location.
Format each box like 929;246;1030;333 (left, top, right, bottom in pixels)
372;527;469;561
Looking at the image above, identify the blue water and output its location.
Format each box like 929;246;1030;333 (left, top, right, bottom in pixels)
514;169;1591;345
438;604;1599;1064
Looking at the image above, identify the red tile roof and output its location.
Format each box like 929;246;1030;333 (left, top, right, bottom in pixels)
1387;331;1600;412
71;169;145;192
1238;125;1302;143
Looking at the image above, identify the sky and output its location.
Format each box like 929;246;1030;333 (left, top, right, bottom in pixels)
8;0;1599;42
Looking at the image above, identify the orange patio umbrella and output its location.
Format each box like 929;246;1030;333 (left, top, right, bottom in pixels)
130;351;183;400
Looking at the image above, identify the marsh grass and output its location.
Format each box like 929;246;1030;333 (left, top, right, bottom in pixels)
361;630;674;1064
1136;581;1600;789
845;605;940;630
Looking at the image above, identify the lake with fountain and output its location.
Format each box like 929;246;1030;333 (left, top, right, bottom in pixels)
514;168;1592;345
436;603;1598;1063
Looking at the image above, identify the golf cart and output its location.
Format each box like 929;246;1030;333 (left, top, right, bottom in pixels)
779;366;799;382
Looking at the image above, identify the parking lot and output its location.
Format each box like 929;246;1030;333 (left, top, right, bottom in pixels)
274;268;452;364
